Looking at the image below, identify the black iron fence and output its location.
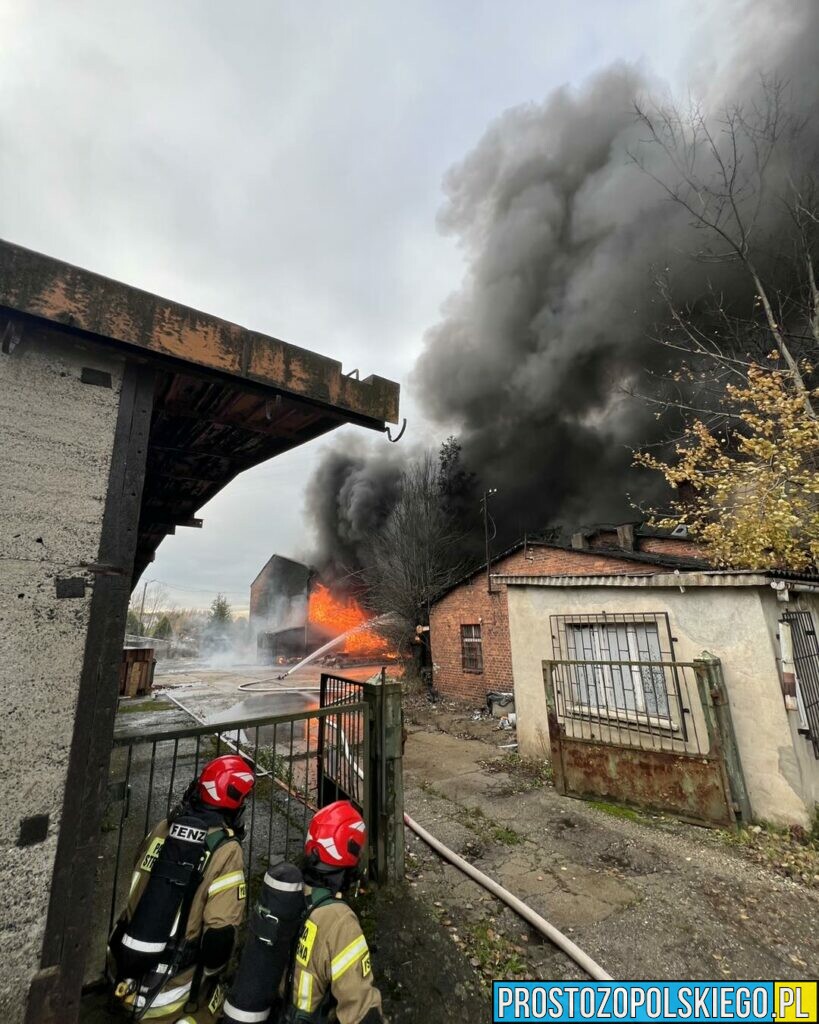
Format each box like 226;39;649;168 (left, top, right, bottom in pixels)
319;670;404;883
90;699;368;985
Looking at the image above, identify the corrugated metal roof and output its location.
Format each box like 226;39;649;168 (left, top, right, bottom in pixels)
495;569;819;589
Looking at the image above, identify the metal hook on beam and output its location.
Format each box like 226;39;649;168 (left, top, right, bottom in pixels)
385;418;407;443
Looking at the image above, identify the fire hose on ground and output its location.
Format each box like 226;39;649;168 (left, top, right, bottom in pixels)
403;811;613;983
161;691;610;981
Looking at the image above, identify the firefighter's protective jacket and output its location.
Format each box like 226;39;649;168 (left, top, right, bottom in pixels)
288;887;383;1024
110;818;246;1020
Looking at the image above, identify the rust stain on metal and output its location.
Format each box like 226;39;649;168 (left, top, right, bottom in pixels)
0;239;399;425
553;734;735;828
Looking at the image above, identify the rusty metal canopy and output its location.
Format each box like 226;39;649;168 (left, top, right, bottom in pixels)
0;240;400;582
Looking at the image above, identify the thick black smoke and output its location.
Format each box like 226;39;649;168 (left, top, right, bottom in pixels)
304;438;406;578
308;0;819;572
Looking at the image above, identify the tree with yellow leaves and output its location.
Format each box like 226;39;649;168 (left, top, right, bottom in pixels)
635;360;819;570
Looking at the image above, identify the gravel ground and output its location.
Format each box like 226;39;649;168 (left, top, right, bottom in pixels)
401;698;819;1008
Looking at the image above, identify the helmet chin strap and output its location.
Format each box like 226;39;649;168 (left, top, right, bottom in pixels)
303;853;360;894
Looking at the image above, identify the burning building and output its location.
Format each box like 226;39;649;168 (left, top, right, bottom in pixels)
251;554;392;664
251;554;314;661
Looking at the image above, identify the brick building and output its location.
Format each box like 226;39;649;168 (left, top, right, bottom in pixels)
429;524;706;703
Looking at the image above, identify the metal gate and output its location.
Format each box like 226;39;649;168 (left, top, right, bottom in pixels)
783;610;819;758
543;656;740;827
319;670;405;884
89;699;368;986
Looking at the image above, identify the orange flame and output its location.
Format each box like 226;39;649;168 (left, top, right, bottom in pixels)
308;583;393;656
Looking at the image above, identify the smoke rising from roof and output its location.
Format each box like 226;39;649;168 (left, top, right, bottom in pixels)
307;0;819;570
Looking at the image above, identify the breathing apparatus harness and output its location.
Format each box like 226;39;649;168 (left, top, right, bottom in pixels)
110;788;241;1021
273;854;363;1024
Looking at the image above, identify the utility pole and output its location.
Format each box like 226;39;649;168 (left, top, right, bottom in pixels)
482;488;498;592
137;578;154;635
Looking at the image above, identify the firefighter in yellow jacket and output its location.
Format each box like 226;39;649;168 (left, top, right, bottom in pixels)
107;754;255;1022
285;800;384;1024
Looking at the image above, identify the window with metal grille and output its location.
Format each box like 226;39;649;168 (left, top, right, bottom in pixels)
782;610;819;759
551;612;677;727
460;624;483;673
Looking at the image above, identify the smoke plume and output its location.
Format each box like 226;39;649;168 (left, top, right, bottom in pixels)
305;438;406;576
308;0;819;570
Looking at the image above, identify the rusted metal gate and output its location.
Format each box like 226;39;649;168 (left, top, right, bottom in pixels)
543;656;744;827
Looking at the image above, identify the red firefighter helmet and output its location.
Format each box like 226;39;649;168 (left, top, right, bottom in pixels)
305;800;367;868
197;754;255;810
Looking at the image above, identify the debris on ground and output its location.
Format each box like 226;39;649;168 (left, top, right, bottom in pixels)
721;819;819;889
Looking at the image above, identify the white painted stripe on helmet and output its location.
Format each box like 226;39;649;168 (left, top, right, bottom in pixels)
222;1000;271;1022
263;873;303;892
351;821;366;832
317;836;342;861
121;933;167;954
235;772;255;783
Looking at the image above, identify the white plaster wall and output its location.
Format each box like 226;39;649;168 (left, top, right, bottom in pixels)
507;584;813;827
0;333;124;1017
757;590;819;819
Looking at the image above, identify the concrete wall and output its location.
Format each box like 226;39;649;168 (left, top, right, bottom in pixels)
506;583;817;827
0;332;125;1017
757;590;819;819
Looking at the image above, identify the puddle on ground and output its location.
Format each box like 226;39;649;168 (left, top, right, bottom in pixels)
208;691;320;745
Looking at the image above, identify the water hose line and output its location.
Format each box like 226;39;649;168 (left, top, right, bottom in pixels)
403;812;613;982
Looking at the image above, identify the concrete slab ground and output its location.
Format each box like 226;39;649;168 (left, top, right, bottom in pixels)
402;700;819;992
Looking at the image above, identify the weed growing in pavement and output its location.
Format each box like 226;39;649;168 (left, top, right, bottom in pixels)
464;921;527;983
416;782;523;845
588;800;644;822
255;746;295;787
456;804;522;846
720;815;819;888
478;753;553;793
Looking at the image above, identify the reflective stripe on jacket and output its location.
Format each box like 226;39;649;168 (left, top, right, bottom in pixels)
289;890;382;1024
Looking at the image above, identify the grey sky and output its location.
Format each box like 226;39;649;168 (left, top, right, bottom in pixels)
0;0;742;610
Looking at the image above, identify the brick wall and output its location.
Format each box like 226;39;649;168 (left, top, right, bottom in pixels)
586;530;702;560
638;536;701;558
429;545;650;704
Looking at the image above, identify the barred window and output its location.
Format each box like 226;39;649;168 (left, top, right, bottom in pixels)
460;624;483;673
566;622;669;719
551;613;677;727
